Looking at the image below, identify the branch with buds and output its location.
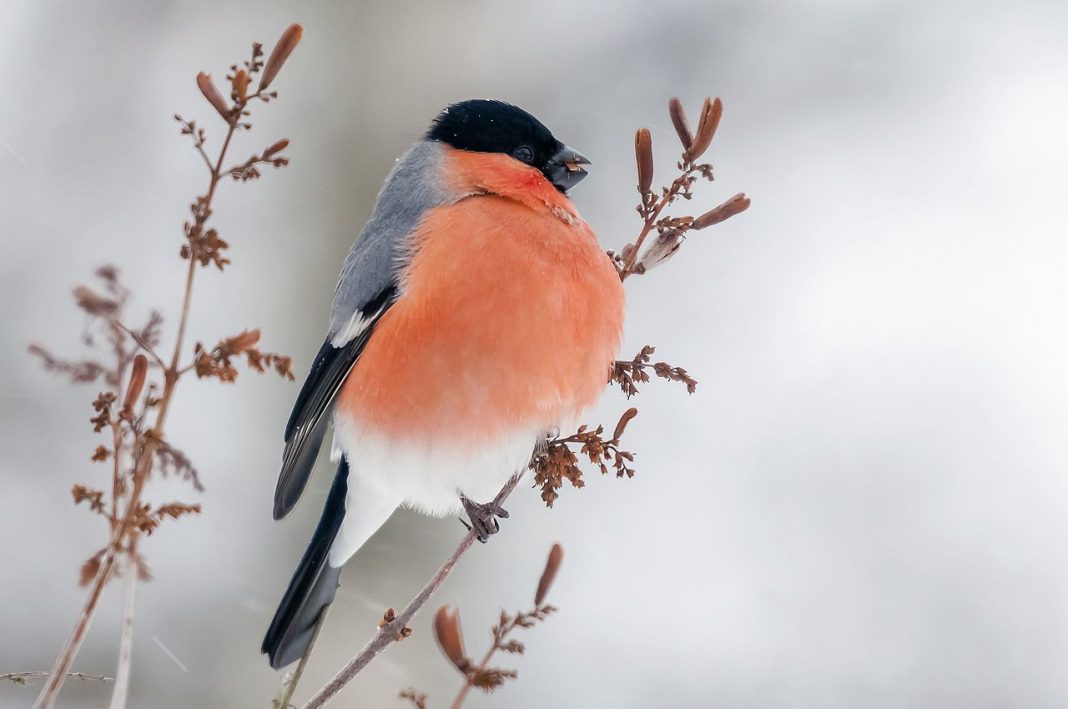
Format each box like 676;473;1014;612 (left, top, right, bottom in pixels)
297;96;748;708
398;544;564;709
612;97;750;279
25;24;303;709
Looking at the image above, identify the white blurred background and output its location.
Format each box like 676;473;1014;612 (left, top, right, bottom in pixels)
3;0;1068;706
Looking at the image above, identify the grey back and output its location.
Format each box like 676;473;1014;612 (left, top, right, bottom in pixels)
329;140;456;338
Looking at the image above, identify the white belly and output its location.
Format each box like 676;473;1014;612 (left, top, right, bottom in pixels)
331;412;539;517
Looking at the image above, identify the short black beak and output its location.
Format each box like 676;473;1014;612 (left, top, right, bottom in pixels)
544;143;590;193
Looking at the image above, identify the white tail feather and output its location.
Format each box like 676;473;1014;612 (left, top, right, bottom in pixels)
327;473;401;567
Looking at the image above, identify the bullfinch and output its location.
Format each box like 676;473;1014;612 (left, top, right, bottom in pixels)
262;100;625;669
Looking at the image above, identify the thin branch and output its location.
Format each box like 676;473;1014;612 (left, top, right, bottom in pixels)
107;550;138;709
111;320;166;370
2;672;112;685
448;604;550;709
108;331;128;532
273;609;327;709
449;630;507;709
300;473;524;709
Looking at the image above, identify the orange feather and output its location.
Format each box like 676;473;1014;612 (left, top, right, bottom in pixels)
338;148;624;447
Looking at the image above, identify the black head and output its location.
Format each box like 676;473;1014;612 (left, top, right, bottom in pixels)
426;99;589;193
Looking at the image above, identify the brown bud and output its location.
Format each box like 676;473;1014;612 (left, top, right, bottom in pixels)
232;69;249;102
379;607;397;627
259;23;303;91
433;606;468;672
634;128;654;195
197;72;231;119
692;192;751;229
668;97;693;151
612;407;639;442
534;543;564;606
122;354;148;415
685;97;723;163
264;138;289;158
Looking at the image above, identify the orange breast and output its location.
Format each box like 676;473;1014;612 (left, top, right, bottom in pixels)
338;194;624;447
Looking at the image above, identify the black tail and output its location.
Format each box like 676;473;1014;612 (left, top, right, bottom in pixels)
262;458;349;669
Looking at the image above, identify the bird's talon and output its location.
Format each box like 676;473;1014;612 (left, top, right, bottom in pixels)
460;494;508;542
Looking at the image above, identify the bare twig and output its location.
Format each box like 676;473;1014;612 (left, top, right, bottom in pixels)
401;544;563;708
111;320;166;370
2;672;112;685
107;551;138;709
300;474;524;709
273;610;327;709
448;610;535;709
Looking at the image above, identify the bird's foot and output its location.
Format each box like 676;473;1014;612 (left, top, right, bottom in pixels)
459;495;509;543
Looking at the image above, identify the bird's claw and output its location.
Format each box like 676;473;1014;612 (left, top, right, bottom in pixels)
459;495;509;543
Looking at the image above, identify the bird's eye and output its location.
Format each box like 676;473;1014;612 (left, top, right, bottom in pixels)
513;145;534;164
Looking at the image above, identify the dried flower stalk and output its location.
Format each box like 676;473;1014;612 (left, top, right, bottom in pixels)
402;543;565;708
612;95;749;279
30;24;302;709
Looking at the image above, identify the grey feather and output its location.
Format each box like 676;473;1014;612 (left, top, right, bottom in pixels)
329;140;454;338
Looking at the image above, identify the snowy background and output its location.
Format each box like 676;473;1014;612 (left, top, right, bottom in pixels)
3;0;1068;706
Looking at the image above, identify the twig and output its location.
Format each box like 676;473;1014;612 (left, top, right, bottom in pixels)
273;609;327;709
448;608;539;709
2;672;112;684
448;624;515;709
111;320;166;370
417;544;562;707
300;473;524;709
107;550;138;709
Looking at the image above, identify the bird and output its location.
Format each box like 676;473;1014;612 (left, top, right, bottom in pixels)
262;99;625;669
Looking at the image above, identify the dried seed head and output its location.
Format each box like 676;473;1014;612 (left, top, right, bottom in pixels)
228;329;261;352
612;407;639;442
72;286;118;317
693;192;751;229
668;97;693;150
122;354;148;415
232;68;249;102
535;543;564;606
685;97;723;163
196;72;231;120
259;23;303;91
634;128;654;194
433;606;468;672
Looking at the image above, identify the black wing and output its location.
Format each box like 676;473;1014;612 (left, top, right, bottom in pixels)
273;286;395;519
